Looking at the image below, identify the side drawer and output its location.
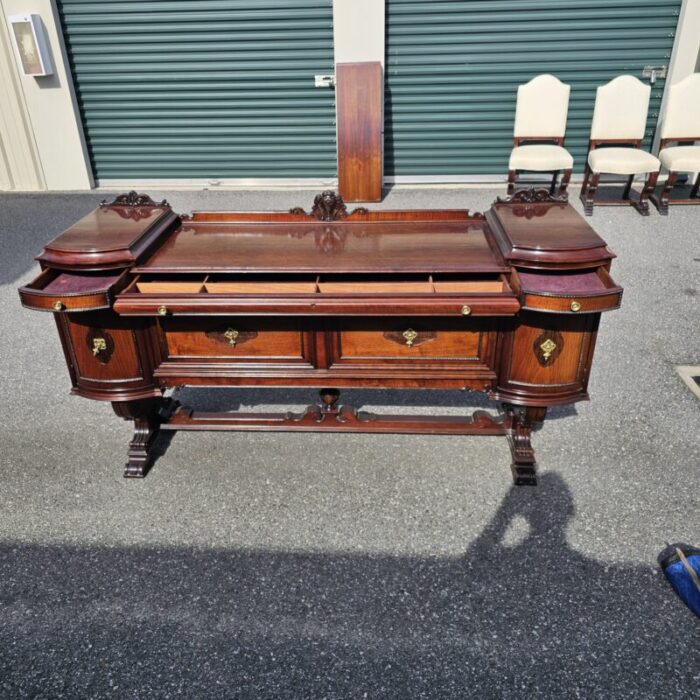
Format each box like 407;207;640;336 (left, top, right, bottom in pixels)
19;268;128;313
517;267;622;314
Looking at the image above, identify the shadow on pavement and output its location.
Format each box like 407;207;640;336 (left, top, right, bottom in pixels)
0;473;692;698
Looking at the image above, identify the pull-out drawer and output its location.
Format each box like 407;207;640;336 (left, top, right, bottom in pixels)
114;273;520;317
516;267;622;314
19;268;128;312
158;317;312;366
327;318;498;373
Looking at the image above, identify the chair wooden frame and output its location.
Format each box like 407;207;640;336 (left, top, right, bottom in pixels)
580;139;659;216
649;137;700;215
507;136;573;196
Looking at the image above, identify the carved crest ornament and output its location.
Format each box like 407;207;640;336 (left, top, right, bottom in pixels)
289;191;368;221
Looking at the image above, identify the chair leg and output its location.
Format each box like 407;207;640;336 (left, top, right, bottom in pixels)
621;174;634;200
582;171;599;216
549;170;559;194
559;168;572;195
507;170;516;196
579;164;591;208
634;171;659;216
653;171;677;215
690;172;700;199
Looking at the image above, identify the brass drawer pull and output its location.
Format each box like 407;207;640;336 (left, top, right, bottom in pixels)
540;338;557;361
402;328;418;347
461;305;472;316
570;300;582;312
157;305;168;316
224;328;239;346
92;337;107;356
53;300;64;311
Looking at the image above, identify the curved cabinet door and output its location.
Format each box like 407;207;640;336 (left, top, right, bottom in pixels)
56;311;161;401
494;311;600;406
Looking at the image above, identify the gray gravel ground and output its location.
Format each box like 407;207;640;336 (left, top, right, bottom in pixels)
1;186;698;699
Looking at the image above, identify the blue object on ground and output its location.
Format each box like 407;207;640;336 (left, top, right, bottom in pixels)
658;543;700;618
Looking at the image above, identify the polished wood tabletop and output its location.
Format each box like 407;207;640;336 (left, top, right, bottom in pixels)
135;221;508;274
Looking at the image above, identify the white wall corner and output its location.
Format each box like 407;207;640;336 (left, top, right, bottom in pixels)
1;0;93;190
654;0;700;153
333;0;385;67
0;1;44;191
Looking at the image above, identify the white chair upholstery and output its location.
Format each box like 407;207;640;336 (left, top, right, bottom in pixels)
588;148;660;175
580;75;659;216
659;145;700;171
509;145;573;170
513;74;570;139
590;75;651;140
659;73;700;141
508;74;573;194
653;74;700;213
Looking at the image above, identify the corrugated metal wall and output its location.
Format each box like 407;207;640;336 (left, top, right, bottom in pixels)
58;0;336;182
385;0;682;177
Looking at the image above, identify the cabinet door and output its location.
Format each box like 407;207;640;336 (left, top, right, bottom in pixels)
57;312;161;401
495;311;600;405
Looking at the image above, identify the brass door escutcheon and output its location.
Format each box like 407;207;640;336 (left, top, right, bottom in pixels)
92;337;107;356
461;305;472;316
402;328;418;347
224;328;240;346
570;300;581;312
539;338;557;361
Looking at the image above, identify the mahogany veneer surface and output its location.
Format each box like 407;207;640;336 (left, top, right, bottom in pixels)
135;222;507;274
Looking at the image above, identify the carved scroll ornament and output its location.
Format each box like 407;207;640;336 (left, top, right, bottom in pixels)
289;191;368;221
101;191;169;208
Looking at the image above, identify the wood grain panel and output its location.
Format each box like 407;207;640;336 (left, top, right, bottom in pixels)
505;316;592;389
162;318;305;360
336;62;383;202
65;315;142;381
331;319;489;366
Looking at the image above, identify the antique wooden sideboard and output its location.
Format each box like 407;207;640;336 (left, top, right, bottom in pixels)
19;189;622;484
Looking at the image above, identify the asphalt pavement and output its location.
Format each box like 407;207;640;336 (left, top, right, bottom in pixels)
1;186;698;698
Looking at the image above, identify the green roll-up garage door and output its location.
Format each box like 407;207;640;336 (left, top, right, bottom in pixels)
385;0;681;178
58;0;336;183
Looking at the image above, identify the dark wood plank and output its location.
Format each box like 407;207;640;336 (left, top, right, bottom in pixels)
336;62;383;202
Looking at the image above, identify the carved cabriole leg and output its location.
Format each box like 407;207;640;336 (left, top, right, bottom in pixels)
507;170;517;196
504;405;547;486
559;168;572;195
112;398;166;478
635;170;658;216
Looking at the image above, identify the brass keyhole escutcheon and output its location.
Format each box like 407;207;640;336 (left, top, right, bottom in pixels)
53;300;64;311
461;305;472;316
92;337;107;356
539;338;557;361
224;328;239;347
570;300;582;312
158;305;168;316
402;328;418;347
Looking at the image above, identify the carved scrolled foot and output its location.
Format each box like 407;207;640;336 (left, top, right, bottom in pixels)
504;405;547;486
112;398;173;478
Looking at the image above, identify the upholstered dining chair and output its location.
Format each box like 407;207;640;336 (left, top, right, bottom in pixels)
507;74;573;195
650;73;700;214
580;75;660;216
